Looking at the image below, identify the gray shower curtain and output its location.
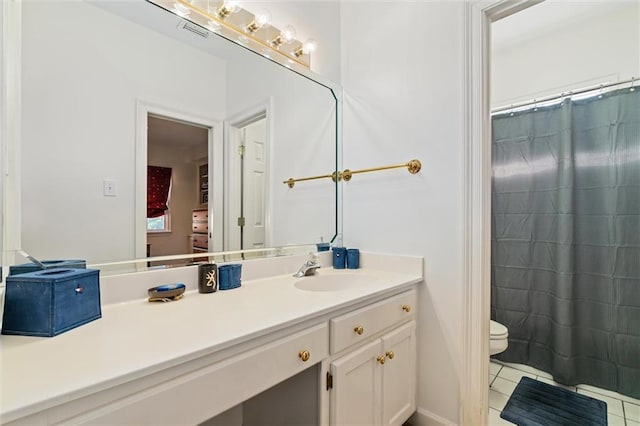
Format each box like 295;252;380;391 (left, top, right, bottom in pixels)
491;87;640;399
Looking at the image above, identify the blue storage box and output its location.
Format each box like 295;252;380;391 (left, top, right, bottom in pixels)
2;268;101;337
9;259;86;276
218;264;241;290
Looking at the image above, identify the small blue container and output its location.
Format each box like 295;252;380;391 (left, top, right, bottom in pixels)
218;264;242;290
2;268;101;337
9;259;86;276
332;247;347;269
316;242;330;252
347;249;360;269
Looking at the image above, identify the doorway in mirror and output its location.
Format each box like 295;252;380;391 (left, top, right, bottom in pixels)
225;103;272;258
147;114;210;266
237;118;267;255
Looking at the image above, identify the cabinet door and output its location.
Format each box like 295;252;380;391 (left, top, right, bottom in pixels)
330;339;383;426
381;321;416;426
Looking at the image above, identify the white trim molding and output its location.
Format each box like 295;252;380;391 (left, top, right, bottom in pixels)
410;407;458;426
461;1;541;424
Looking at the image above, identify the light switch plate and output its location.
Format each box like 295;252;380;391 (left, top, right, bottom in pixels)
103;180;116;197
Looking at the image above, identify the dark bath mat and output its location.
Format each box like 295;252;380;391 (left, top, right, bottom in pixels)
500;376;607;426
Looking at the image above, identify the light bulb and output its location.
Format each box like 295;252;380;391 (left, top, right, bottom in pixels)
294;38;317;58
281;25;297;43
217;0;241;19
246;9;271;32
255;10;271;27
272;25;296;47
302;38;317;54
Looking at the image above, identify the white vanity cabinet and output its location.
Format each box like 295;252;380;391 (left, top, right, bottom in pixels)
328;290;417;426
5;323;329;426
1;257;423;426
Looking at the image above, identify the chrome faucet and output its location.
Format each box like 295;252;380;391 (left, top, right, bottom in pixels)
293;253;321;277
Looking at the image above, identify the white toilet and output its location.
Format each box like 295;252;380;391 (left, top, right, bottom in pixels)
490;320;509;355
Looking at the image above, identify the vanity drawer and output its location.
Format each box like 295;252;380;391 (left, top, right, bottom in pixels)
71;323;329;425
330;289;416;354
193;209;208;222
192;234;208;249
192;222;208;234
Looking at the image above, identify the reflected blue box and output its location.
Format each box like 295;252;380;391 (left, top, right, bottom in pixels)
2;268;101;337
316;242;330;252
347;249;360;269
9;259;86;276
218;264;242;290
332;247;346;269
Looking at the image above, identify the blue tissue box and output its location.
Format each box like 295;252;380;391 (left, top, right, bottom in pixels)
2;268;101;337
9;259;86;276
218;264;241;290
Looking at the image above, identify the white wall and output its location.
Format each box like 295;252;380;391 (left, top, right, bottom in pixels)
226;48;337;247
340;2;466;424
21;1;226;263
492;2;640;107
242;1;342;83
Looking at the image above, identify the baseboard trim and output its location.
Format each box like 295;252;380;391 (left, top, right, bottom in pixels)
408;407;457;426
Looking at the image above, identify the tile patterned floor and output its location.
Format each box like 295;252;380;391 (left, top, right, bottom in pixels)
489;360;640;425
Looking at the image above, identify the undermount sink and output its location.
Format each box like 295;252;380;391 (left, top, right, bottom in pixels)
294;273;377;292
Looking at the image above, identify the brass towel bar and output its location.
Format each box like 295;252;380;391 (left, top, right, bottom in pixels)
283;159;421;188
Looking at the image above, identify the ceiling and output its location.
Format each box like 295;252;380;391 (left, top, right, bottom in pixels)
492;0;635;51
148;115;208;159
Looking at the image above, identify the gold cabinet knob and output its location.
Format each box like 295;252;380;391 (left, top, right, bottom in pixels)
386;351;395;360
354;326;364;335
402;305;411;313
298;350;310;362
377;355;386;365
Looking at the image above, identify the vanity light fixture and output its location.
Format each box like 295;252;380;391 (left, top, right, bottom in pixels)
245;10;271;33
156;0;316;69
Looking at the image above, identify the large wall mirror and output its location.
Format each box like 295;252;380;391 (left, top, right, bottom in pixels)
11;0;339;270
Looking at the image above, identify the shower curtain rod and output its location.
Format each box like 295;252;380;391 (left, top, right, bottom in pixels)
492;76;638;114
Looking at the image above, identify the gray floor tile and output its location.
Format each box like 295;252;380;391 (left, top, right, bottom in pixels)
489;408;514;425
625;401;640;423
492;377;518;396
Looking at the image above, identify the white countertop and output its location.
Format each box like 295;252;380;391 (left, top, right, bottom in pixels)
0;262;422;423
